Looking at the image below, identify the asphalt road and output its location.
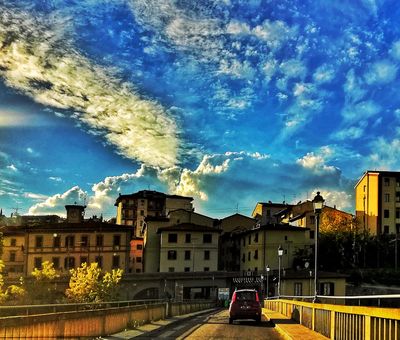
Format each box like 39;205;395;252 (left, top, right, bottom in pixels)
133;309;285;339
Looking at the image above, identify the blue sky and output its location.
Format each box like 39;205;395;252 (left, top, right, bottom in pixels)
1;0;400;219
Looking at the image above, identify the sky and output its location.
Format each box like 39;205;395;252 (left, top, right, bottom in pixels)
1;0;400;220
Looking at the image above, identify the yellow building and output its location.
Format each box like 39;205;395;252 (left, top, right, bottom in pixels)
238;224;314;273
157;223;221;273
355;170;400;235
1;205;132;278
114;190;193;237
252;202;292;225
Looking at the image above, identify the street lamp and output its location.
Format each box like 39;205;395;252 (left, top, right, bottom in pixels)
266;265;270;299
313;191;324;303
278;245;283;297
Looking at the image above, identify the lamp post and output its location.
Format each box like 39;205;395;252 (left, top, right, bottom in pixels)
312;191;324;303
266;265;270;299
278;245;283;297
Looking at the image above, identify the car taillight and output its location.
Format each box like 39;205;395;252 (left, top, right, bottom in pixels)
255;292;260;302
232;292;237;302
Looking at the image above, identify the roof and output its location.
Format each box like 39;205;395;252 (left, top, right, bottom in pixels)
0;221;133;234
289;212;306;222
115;190;193;205
354;170;400;189
144;216;170;222
157;223;222;234
238;223;309;236
220;213;255;221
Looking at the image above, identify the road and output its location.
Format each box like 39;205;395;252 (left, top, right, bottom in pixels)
133;309;285;339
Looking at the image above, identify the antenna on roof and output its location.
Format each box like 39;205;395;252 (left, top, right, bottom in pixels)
236;203;239;213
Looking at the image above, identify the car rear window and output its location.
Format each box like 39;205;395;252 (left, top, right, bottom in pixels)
236;291;256;301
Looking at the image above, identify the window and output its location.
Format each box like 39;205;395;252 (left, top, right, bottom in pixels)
384;210;390;218
80;256;87;265
168;267;175;272
168;234;178;243
310;231;315;239
65;235;75;248
266;209;271;217
136;244;143;250
52;257;60;269
53;235;61;248
384;177;390;186
320;282;335;296
243;238;245;246
310;216;315;224
384;225;390;234
204;267;210;272
385;193;390;202
248;252;250;261
397;224;400;234
184;267;190;272
9;252;16;262
140;210;144;216
96;235;104;247
294;283;302;296
185;250;191;260
254;233;258;243
136;257;142;263
248;235;251;245
284;235;288;241
80;235;89;248
10;239;16;247
396;208;400;219
397;192;400;202
397;179;400;187
35;236;43;248
136;269;141;273
64;257;75;270
363;185;366;192
204;250;210;260
185;233;191;243
242;254;245;263
203;234;212;243
254;250;258;259
113;235;121;248
95;256;103;268
167;250;177;260
112;255;120;268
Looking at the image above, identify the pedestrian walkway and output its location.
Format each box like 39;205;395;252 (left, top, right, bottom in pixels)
104;308;218;339
263;308;329;340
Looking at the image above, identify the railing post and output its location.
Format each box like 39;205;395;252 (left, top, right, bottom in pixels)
330;310;335;339
365;315;371;340
312;305;316;331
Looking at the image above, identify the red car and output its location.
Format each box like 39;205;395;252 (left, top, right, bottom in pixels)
228;289;262;324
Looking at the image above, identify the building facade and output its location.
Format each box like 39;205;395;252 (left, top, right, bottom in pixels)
114;190;193;237
355;170;400;235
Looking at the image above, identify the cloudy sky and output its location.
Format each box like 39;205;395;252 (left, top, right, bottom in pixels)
1;0;399;219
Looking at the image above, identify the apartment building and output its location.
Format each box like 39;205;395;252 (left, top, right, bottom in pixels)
252;202;292;225
157;223;221;273
238;224;314;273
114;190;193;237
130;237;144;273
1;205;132;278
355;170;400;235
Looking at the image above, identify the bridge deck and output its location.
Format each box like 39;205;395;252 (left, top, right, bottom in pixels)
263;308;329;340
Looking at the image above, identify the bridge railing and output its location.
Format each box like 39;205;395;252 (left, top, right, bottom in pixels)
265;297;400;340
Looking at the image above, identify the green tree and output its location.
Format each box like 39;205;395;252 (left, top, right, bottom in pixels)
66;262;123;303
0;260;26;304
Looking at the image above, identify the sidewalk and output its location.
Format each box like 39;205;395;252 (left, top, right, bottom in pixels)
106;308;218;339
262;308;329;340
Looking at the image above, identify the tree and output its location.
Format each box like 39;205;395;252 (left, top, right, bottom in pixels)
66;262;123;303
0;260;26;304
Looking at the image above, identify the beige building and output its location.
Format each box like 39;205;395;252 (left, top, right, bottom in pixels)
252;202;292;225
157;223;221;273
114;190;193;237
1;205;132;278
355;170;400;235
238;224;313;273
142;210;219;273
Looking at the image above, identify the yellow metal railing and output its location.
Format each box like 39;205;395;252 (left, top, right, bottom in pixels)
265;299;400;340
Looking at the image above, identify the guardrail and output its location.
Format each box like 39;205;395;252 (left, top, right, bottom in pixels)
265;298;400;340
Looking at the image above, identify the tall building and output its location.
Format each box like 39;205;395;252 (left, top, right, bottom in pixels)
114;190;193;237
355;170;400;235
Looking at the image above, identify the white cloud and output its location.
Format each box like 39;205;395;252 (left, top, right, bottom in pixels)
367;138;400;170
23;192;48;200
341;100;380;124
0;7;179;168
365;60;398;85
6;164;18;172
390;40;400;60
280;59;307;79
218;59;255;80
296;151;337;175
49;176;62;182
313;64;335;84
334;125;365;140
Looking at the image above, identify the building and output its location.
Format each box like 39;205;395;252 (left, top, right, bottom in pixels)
142;210;219;273
114;190;193;237
238;223;314;274
130;237;144;273
217;213;256;271
252;202;292;225
355;170;400;235
157;223;221;273
1;205;132;278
